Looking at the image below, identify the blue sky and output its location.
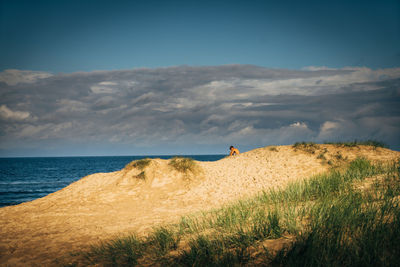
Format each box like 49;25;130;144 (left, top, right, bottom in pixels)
0;0;399;156
1;0;399;72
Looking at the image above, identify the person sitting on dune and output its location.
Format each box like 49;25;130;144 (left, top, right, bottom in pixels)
229;146;240;156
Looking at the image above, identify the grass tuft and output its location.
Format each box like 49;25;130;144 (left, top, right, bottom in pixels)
136;171;146;180
168;157;197;173
269;146;279;152
132;159;151;170
83;235;144;266
148;227;180;257
125;158;151;170
292;142;319;154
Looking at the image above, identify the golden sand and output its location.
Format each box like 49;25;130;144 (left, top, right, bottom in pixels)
0;145;399;266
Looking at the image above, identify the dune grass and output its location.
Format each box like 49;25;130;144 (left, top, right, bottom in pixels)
67;158;399;266
292;142;319;154
324;140;389;149
135;171;146;180
82;235;144;266
125;158;151;171
124;159;152;180
272;173;400;266
269;146;279;152
168;157;197;173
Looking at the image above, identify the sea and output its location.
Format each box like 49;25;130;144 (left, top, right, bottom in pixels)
0;155;225;208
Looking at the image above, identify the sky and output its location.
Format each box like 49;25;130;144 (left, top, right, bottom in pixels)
0;0;399;156
1;0;399;72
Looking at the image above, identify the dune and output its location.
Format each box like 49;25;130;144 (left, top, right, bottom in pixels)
0;145;399;266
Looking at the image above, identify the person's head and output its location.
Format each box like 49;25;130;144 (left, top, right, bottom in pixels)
230;146;234;150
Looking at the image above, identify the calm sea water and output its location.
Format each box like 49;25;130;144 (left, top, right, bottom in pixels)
0;155;224;207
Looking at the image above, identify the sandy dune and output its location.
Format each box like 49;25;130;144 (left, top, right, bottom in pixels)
0;145;399;266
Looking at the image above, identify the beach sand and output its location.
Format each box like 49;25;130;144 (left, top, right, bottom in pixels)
0;145;399;266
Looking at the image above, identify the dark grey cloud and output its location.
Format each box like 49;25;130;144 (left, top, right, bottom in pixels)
0;65;399;156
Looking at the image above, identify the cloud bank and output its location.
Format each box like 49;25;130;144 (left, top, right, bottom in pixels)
0;65;399;156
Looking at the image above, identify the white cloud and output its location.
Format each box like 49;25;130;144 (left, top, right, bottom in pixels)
90;80;139;94
0;105;31;121
90;81;119;94
189;67;400;101
315;116;400;146
17;124;50;138
302;66;339;71
317;121;342;140
290;122;308;129
304;66;400;81
0;69;53;85
211;67;400;96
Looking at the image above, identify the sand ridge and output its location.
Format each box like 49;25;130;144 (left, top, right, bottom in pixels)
0;145;399;266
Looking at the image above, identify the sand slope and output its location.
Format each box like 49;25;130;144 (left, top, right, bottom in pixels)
0;145;399;266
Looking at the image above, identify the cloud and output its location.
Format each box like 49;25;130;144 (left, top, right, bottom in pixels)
0;69;53;85
0;65;399;156
302;66;339;71
0;105;32;121
290;122;309;129
317;121;345;140
316;117;400;146
90;81;122;94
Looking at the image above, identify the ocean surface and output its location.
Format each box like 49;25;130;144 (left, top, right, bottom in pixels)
0;155;225;207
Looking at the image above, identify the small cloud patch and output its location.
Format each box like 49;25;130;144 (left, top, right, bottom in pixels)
0;105;31;121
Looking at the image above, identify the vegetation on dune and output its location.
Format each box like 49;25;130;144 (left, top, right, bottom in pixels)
292;141;318;148
136;171;146;180
272;164;400;266
147;227;181;257
292;140;391;167
83;235;144;266
268;146;279;152
124;159;152;180
125;158;152;170
292;142;319;154
65;157;400;266
168;157;197;173
324;140;389;149
293;140;388;155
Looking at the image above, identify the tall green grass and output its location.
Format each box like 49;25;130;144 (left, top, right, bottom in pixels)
68;158;399;266
272;171;400;266
83;235;144;266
